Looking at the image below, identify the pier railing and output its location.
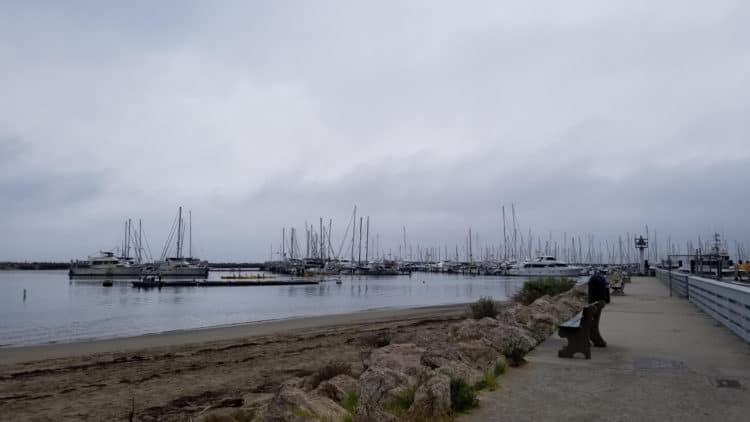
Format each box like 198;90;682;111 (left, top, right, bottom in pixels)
655;268;750;344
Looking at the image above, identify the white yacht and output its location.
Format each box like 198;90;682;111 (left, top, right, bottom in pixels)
507;256;585;277
69;251;143;277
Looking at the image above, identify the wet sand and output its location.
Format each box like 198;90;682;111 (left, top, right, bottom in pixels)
0;303;469;365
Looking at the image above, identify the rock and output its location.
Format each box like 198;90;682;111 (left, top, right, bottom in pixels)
407;373;451;421
353;404;398;422
197;413;239;422
314;374;359;402
526;312;559;341
481;323;538;360
257;385;348;422
554;296;584;318
436;361;483;386
365;343;425;376
421;343;467;369
358;366;412;405
456;340;502;370
449;318;499;342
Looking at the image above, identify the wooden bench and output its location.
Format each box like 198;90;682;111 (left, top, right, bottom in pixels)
558;301;606;359
610;279;625;296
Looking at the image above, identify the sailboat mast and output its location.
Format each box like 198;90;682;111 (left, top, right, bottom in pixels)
365;216;370;264
177;206;183;258
357;217;362;265
139;219;143;264
502;206;507;261
351;207;357;263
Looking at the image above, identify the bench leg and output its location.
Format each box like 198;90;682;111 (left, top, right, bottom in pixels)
558;330;591;359
590;306;607;348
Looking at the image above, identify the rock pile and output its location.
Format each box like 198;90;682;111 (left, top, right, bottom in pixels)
211;286;587;422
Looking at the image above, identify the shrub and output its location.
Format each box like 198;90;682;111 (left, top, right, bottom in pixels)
473;370;499;392
383;386;416;416
470;296;499;319
450;378;477;413
494;360;506;376
310;361;352;388
513;278;576;305
341;391;358;414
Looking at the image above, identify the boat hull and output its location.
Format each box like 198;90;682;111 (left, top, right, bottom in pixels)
69;266;143;277
506;267;585;277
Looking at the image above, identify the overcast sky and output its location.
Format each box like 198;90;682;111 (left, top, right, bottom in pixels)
1;1;749;262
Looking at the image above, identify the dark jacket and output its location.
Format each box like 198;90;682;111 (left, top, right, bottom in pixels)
588;274;610;304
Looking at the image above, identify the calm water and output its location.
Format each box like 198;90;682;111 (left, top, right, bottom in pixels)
0;270;530;347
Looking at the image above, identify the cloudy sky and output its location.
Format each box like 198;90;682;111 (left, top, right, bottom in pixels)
1;1;749;262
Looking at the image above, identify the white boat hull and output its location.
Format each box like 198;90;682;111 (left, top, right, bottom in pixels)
69;266;143;277
506;267;585;277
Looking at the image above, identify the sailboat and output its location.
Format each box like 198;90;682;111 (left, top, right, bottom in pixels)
150;207;209;277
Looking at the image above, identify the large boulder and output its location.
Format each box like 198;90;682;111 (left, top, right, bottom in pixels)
358;366;412;405
421;342;467;369
554;295;585;318
481;323;538;360
527;295;564;323
258;385;348;422
365;343;425;376
525;312;559;341
436;361;483;386
407;373;451;421
314;374;359;402
353;403;398;422
456;340;502;370
448;318;499;342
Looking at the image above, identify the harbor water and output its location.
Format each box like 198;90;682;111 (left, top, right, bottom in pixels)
0;270;532;347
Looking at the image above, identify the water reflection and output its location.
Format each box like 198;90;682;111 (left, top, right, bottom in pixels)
1;270;535;347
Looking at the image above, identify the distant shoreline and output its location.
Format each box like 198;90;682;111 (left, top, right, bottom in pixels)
0;262;267;270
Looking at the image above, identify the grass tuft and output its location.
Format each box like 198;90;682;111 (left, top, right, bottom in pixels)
513;278;576;305
470;296;499;319
473;370;499;392
341;391;358;414
383;386;416;416
494;360;506;376
450;378;478;413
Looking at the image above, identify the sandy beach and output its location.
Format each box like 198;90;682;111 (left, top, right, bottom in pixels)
0;303;470;421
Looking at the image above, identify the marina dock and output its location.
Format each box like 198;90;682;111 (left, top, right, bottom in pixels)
131;279;319;288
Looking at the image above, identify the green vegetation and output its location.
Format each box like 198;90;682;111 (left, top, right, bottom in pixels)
341;391;359;414
450;378;478;413
341;414;353;422
513;278;576;305
292;408;320;419
494;360;506;376
470;296;499;319
383;385;416;416
310;361;352;388
473;370;499;392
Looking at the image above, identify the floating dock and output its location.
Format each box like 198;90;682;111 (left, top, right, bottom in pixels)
132;279;319;288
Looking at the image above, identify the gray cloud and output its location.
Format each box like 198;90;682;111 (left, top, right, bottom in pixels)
0;1;748;261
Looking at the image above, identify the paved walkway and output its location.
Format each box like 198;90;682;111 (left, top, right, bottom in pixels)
461;277;750;421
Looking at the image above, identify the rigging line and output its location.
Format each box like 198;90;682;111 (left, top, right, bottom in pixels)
336;206;356;260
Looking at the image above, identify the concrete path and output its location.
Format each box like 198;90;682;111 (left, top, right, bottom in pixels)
461;277;750;421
